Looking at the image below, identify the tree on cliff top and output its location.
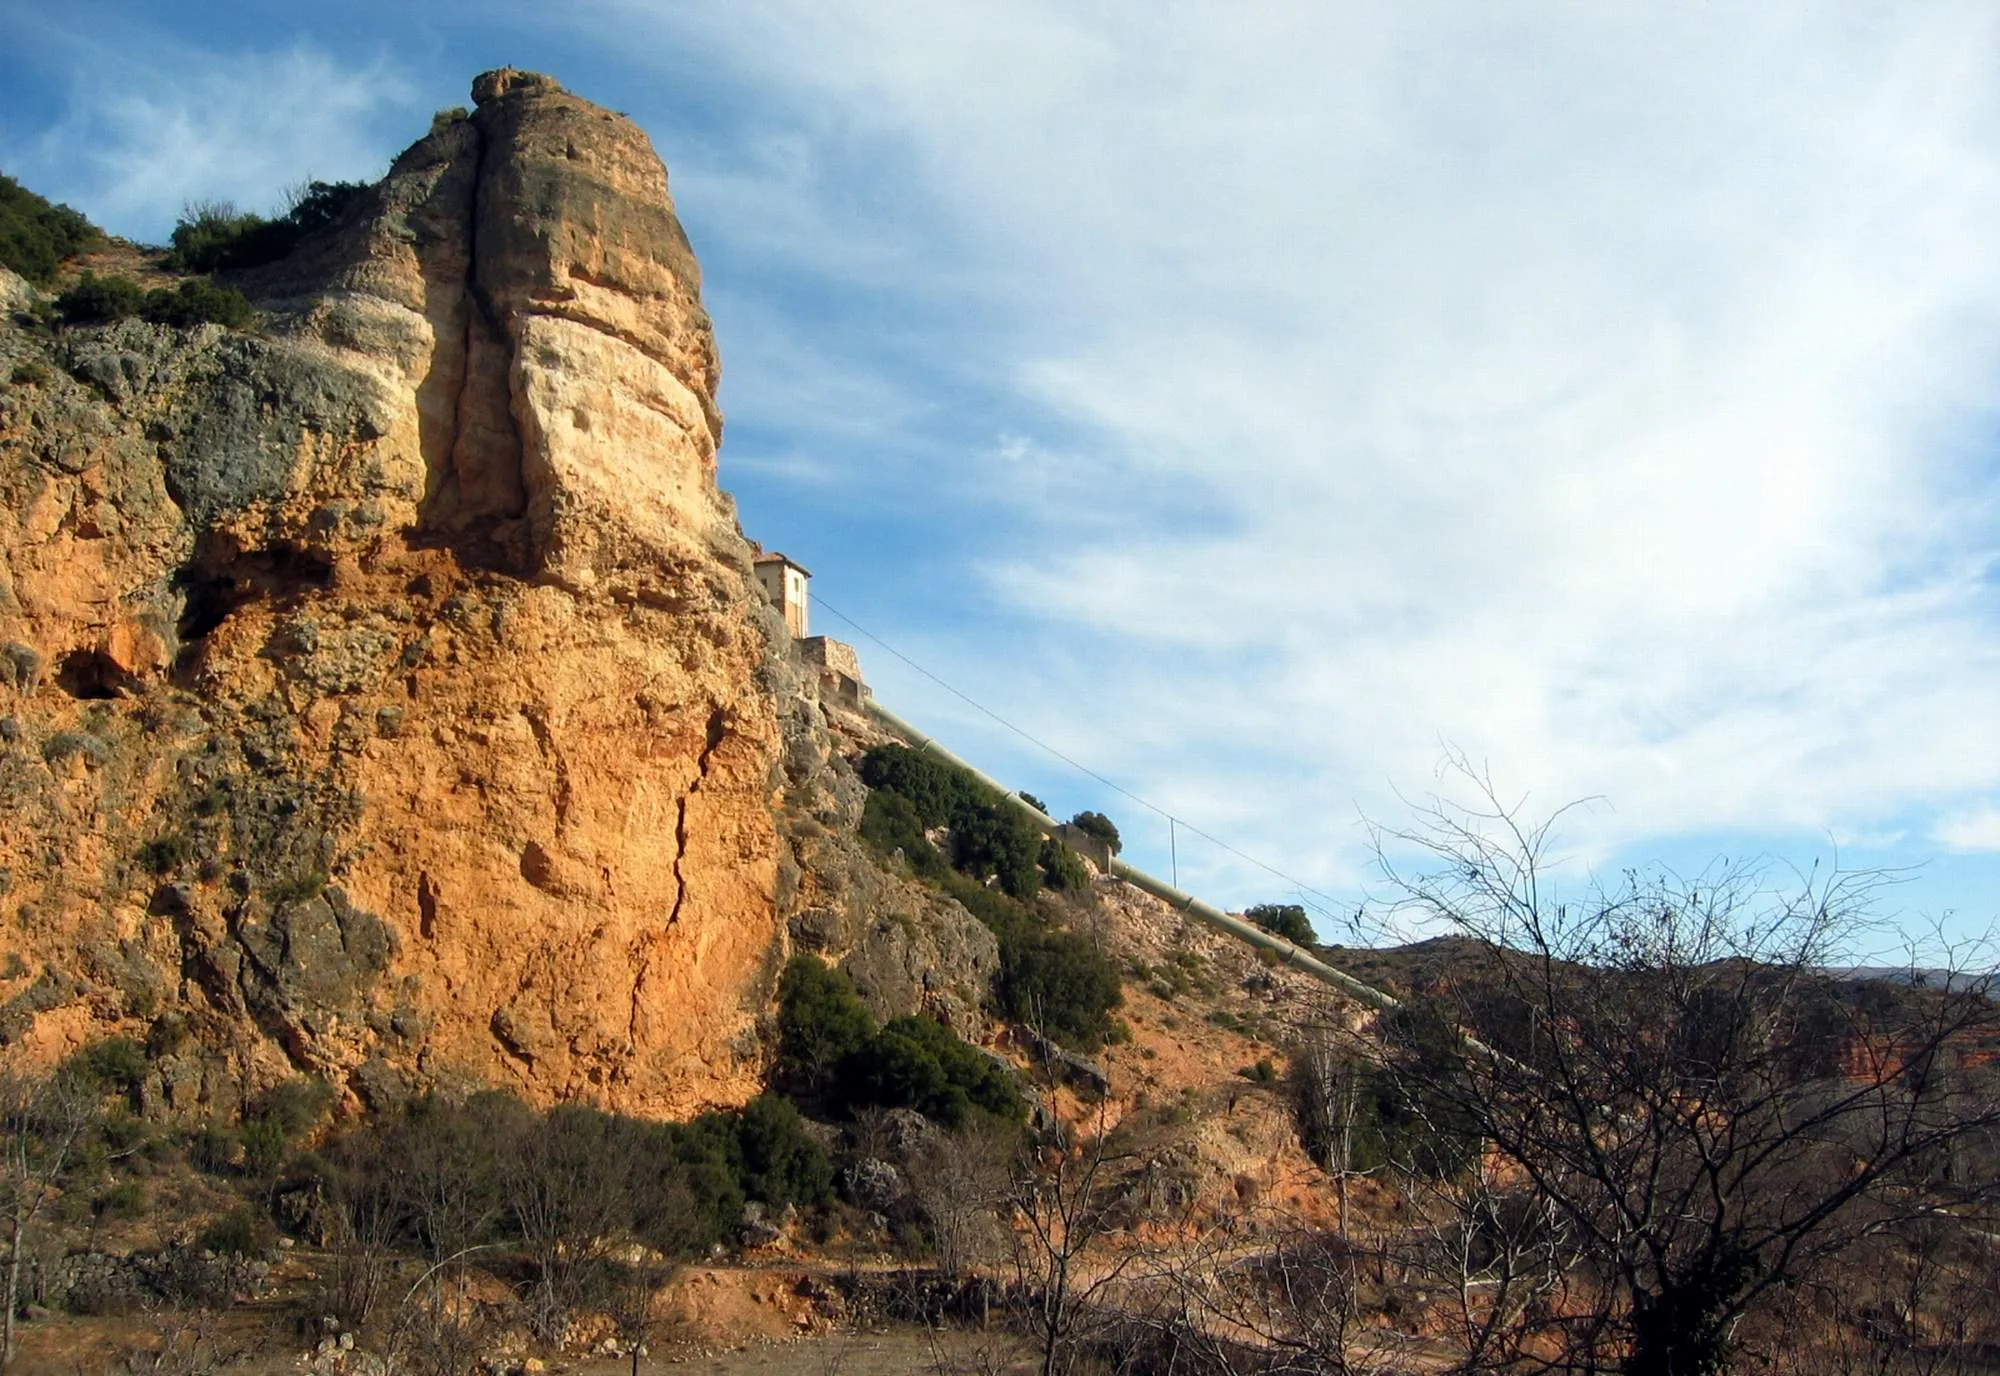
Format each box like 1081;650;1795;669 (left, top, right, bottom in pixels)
1246;901;1315;944
1068;810;1121;855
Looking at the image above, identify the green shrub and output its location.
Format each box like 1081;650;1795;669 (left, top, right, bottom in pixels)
776;954;1024;1129
142;278;253;329
1246;902;1315;945
995;925;1123;1052
839;1014;1024;1127
165;182;367;273
1040;838;1091;893
645;1115;745;1250
855;742;1123;1052
726;1093;834;1207
56;272;144;324
138;834;189;875
164;202;281;273
775;955;876;1092
858;790;947;879
856;744;983;829
0;173;101;284
199;1205;272;1257
282;180;367;237
249;1077;333;1139
188;1122;237;1174
857;745;1044;898
949;803;1041;899
1069;810;1122;854
239;1118;287;1176
99;1110;149;1155
1019;791;1049;815
9;361;51;387
267;870;328;905
93;1179;146;1220
65;1037;148;1100
51;272;253;331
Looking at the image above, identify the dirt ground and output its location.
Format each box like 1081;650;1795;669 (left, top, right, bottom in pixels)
10;1319;1022;1376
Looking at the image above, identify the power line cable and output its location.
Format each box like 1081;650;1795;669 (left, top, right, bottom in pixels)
812;594;1354;920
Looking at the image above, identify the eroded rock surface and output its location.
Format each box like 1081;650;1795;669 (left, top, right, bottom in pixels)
0;72;846;1117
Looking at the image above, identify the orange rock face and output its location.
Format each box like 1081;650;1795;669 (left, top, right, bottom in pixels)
0;72;796;1117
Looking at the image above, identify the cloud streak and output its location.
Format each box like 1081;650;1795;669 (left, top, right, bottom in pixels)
2;33;418;242
596;2;2000;924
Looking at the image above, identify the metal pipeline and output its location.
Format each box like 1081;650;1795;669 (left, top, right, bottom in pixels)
861;699;1401;1015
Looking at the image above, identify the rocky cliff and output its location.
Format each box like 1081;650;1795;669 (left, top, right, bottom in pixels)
0;70;990;1120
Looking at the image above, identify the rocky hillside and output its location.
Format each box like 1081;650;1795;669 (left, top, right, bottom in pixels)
0;70;993;1122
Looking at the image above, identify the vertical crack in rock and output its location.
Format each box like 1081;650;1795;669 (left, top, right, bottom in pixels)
665;706;729;928
638;706;729;1051
424;103;533;569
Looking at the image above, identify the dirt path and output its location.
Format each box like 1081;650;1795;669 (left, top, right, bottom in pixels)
533;1326;1040;1376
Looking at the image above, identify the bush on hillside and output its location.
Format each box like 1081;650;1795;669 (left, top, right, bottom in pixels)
994;924;1124;1052
858;744;1042;898
949;801;1042;899
54;271;254;330
724;1093;836;1208
840;1015;1025;1127
1039;838;1091;893
1246;902;1315;945
856;743;1124;1052
775;954;876;1092
63;1037;149;1101
166;203;276;273
0;173;101;284
859;790;949;880
775;953;1026;1127
165;181;368;273
55;272;144;324
855;744;983;830
143;277;254;329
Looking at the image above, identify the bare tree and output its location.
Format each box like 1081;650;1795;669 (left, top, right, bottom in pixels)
1006;1100;1170;1376
0;1065;97;1370
1161;1219;1408;1376
905;1119;1015;1280
602;1244;677;1376
504;1105;634;1344
1367;765;2000;1376
109;1305;237;1376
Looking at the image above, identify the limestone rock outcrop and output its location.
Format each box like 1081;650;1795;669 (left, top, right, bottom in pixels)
0;71;841;1117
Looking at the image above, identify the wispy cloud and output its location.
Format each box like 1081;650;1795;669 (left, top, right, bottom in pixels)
1936;804;2000;855
3;34;417;241
593;2;2000;921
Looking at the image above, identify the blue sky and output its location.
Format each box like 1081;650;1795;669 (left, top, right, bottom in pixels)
5;2;1999;958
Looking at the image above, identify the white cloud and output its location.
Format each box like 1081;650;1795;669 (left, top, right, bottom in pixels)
3;40;416;241
583;1;2000;920
1935;804;2000;854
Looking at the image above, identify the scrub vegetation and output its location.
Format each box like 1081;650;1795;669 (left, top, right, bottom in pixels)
856;743;1124;1050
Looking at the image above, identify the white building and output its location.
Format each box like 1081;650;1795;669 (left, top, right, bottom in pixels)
753;551;811;639
751;548;870;707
